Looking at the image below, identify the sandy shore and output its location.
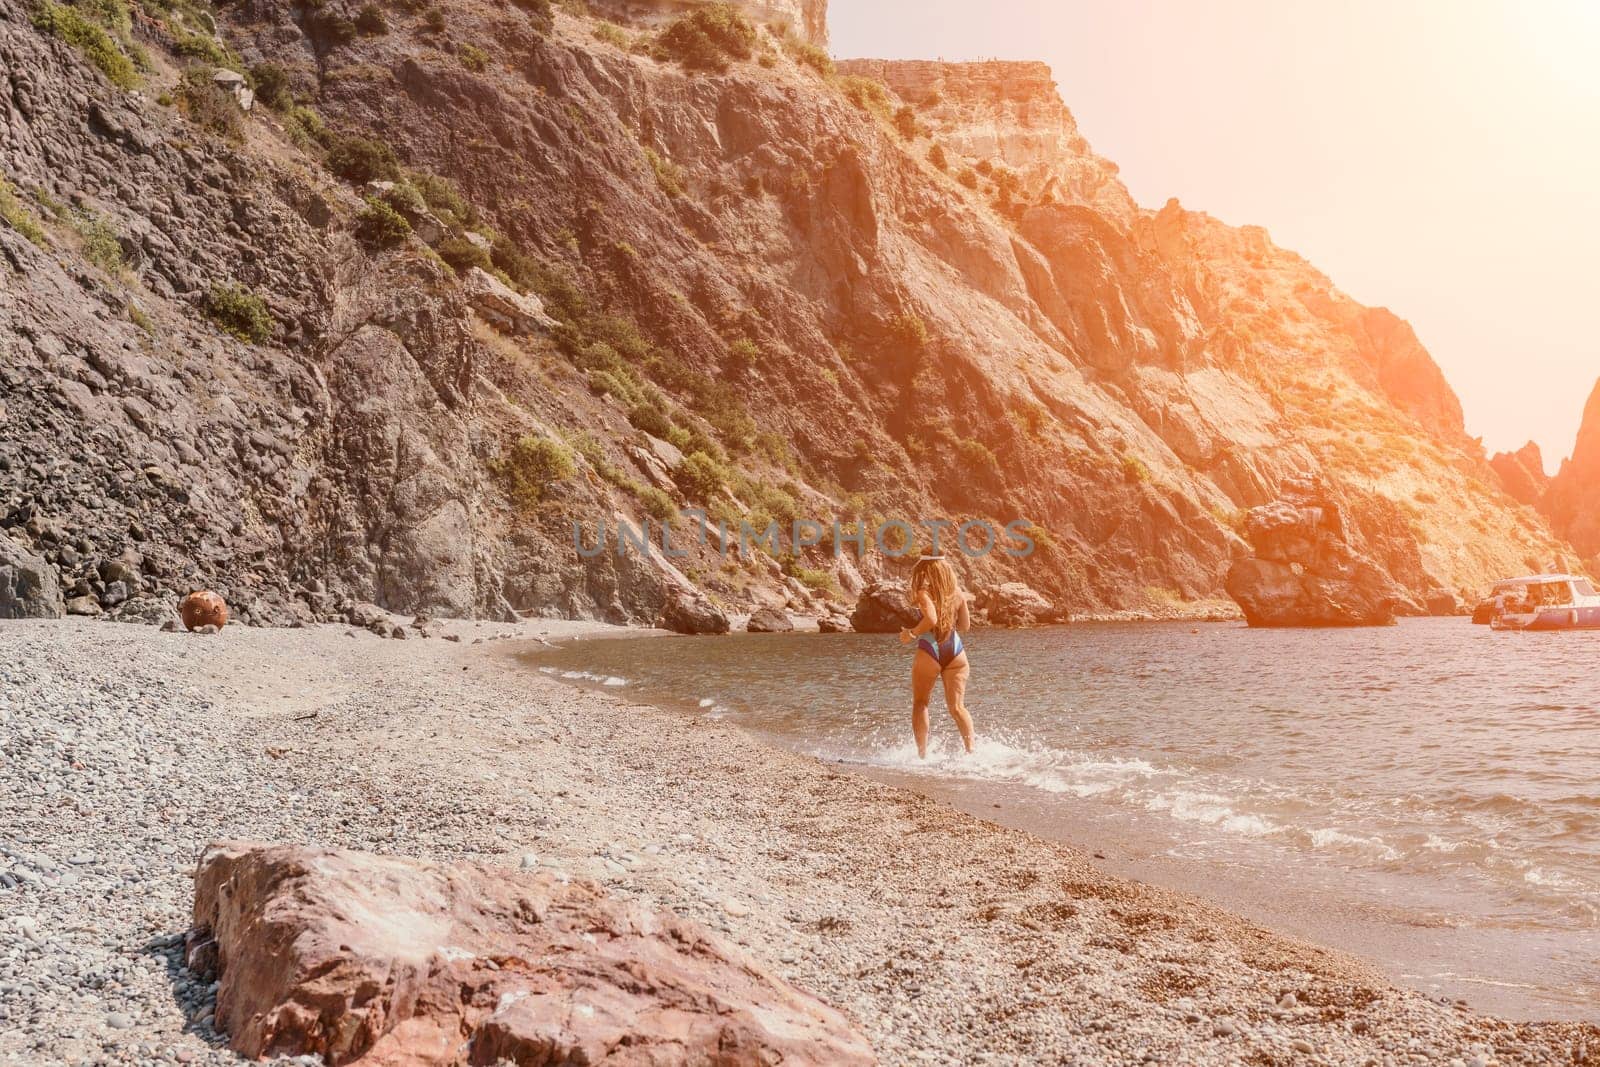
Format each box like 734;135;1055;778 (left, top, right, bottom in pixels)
2;619;1595;1066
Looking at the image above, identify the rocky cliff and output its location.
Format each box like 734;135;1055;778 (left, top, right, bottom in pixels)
0;0;1574;625
1540;380;1600;562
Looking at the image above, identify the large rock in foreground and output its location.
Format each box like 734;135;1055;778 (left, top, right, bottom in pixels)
0;534;63;619
188;841;875;1066
848;580;919;633
1225;488;1408;627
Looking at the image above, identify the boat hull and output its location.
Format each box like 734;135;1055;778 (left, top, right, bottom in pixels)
1491;606;1600;631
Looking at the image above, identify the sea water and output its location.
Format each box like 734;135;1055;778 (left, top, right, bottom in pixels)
530;617;1600;1019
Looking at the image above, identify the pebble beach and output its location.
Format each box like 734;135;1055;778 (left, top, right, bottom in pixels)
2;619;1596;1066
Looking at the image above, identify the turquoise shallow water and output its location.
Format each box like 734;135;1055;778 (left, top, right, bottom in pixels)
532;617;1600;1018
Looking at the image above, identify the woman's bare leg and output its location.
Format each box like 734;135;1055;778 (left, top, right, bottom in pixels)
911;650;941;758
942;655;974;753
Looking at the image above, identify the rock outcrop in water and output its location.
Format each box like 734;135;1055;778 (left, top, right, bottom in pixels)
0;0;1577;627
1225;482;1410;626
188;841;875;1065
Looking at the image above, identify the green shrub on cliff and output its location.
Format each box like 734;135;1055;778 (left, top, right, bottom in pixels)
726;337;762;372
675;450;728;503
250;62;294;110
326;134;399;183
32;0;139;89
494;435;575;509
204;283;274;344
654;3;755;73
891;312;928;352
284;105;331;150
173;29;235;67
628;402;673;439
71;210;123;273
436;236;492;274
459;43;488;71
356;198;411;248
593;21;628;47
893;105;919;139
0;177;47;246
355;3;388;34
639;485;677;522
177;66;244;142
837;75;890;119
787;40;833;76
643;148;686;198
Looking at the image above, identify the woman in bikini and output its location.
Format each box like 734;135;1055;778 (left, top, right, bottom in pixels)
898;555;975;759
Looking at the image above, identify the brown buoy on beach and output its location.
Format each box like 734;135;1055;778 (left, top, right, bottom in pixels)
180;590;229;631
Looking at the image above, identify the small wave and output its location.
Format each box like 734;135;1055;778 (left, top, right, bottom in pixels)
858;733;1161;800
1145;790;1275;837
1524;866;1583;890
1305;826;1399;860
556;669;628;687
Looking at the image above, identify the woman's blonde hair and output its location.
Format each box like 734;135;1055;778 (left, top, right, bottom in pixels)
909;557;960;639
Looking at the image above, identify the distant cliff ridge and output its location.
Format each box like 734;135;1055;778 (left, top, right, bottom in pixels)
836;59;1137;222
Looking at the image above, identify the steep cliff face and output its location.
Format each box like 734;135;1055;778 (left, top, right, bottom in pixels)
0;0;1573;625
1490;442;1550;508
840;59;1565;599
1541;380;1600;561
836;59;1135;222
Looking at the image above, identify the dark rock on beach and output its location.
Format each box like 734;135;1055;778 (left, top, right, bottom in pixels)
975;581;1065;627
659;590;731;635
849;580;920;633
817;611;853;633
0;533;63;618
746;606;795;633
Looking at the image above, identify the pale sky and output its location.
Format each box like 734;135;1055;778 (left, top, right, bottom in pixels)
831;1;1600;470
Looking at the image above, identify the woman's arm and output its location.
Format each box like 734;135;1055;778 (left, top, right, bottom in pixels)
899;592;939;643
956;591;971;632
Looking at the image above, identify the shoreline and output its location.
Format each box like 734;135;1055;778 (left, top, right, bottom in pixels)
533;623;1599;1025
2;619;1594;1065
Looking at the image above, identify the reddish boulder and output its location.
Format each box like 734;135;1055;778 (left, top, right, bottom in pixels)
745;606;794;633
1224;484;1409;627
657;589;730;634
179;590;229;631
974;582;1065;626
848;580;918;633
187;841;874;1066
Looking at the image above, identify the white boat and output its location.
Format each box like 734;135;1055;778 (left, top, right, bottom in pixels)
1471;576;1539;624
1487;574;1600;631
